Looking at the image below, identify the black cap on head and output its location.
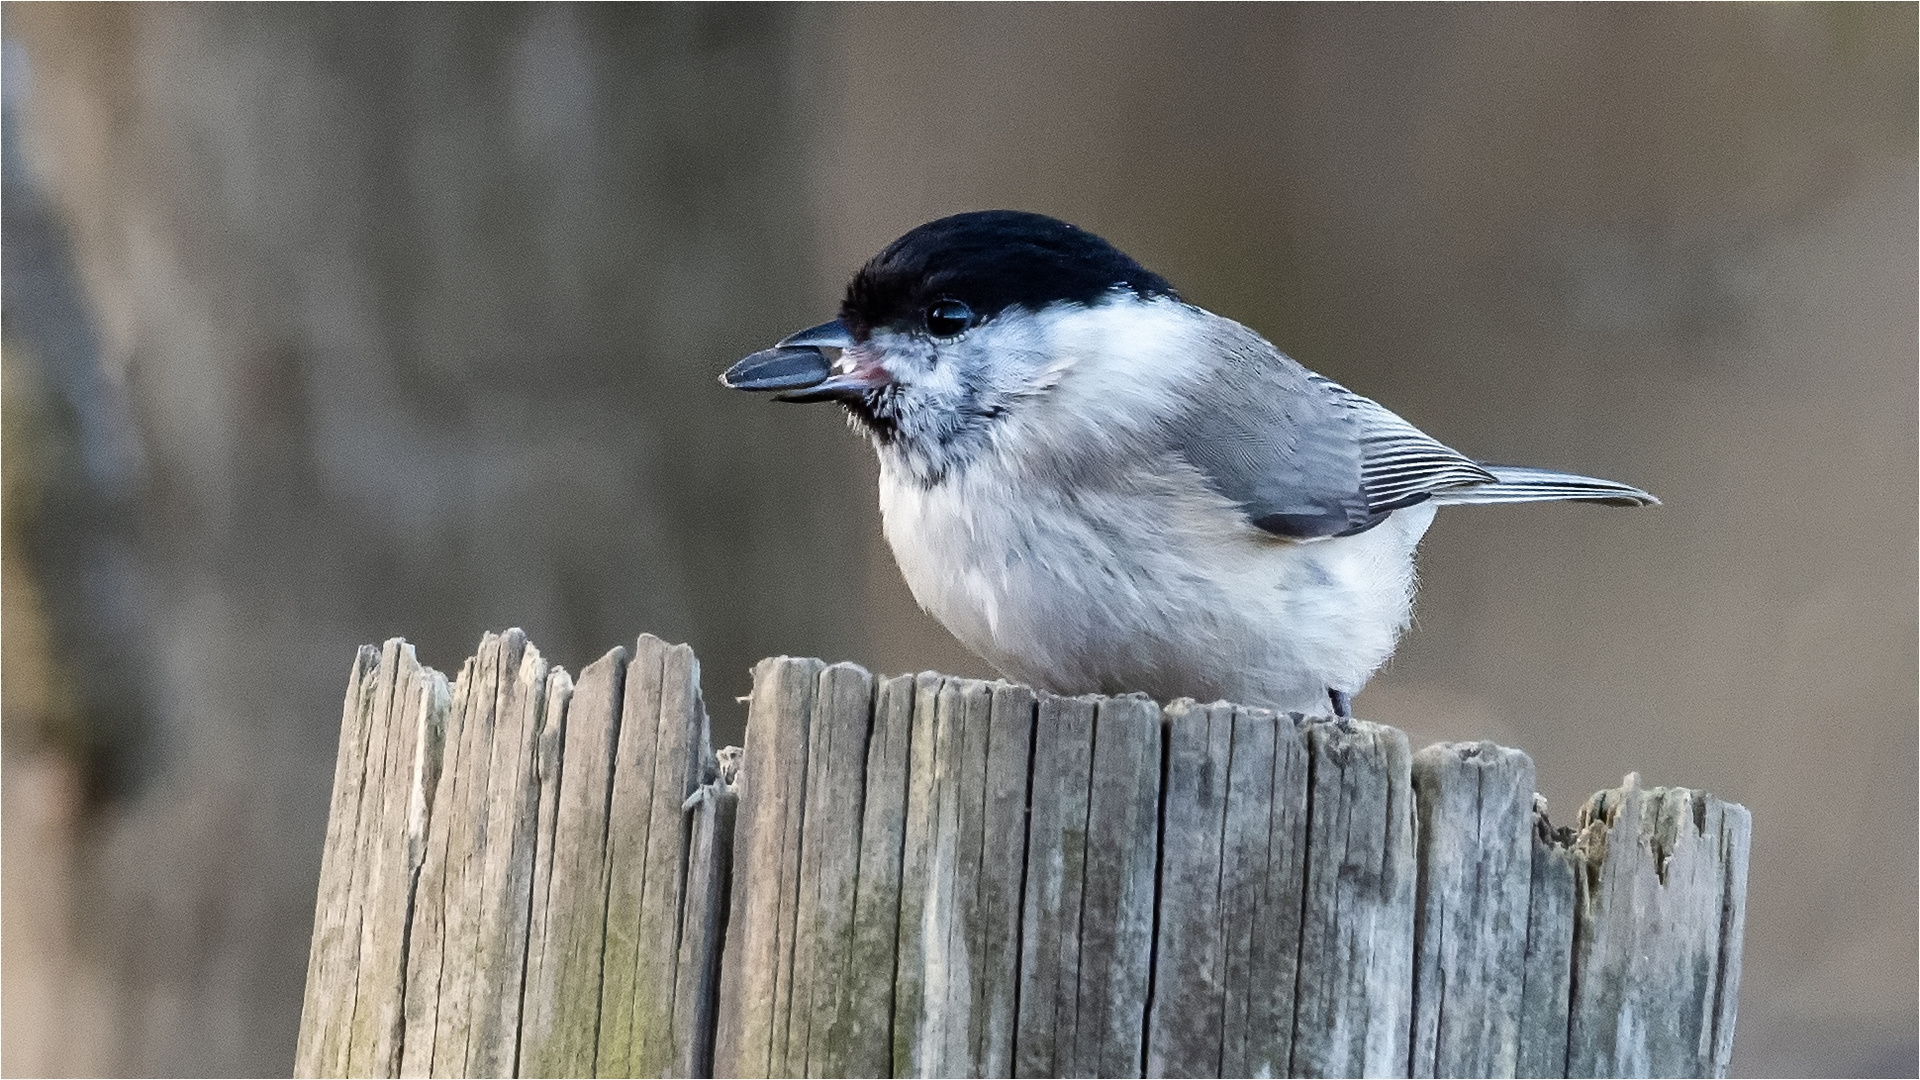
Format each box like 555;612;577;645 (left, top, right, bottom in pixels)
840;210;1177;339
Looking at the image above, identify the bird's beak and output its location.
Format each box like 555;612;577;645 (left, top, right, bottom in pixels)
775;320;857;350
720;319;892;403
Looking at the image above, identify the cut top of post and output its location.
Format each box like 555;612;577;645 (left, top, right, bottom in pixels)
298;635;1750;1080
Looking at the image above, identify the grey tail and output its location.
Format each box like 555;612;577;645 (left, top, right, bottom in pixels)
1429;463;1659;507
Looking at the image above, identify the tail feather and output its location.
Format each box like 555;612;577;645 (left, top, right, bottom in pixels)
1430;463;1659;507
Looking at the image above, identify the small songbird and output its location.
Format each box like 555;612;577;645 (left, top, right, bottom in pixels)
722;211;1655;718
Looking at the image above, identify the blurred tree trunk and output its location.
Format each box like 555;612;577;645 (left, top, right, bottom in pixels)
2;6;857;1074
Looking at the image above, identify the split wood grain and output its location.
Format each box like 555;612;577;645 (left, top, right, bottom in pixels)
299;630;732;1080
972;682;1037;1078
891;678;1035;1078
834;674;917;1078
520;647;626;1077
1290;718;1418;1079
1409;742;1536;1079
1072;693;1164;1078
635;641;715;1073
465;632;555;1077
522;667;572;1068
1149;700;1312;1080
1146;701;1236;1080
349;642;406;1066
596;633;671;1075
789;662;877;1077
296;640;449;1079
1013;692;1098;1079
395;646;474;1077
296;644;378;1079
932;678;994;1078
892;672;950;1077
674;750;739;1079
1220;707;1312;1080
520;634;724;1080
393;630;549;1077
711;655;825;1079
1565;774;1751;1079
1516;798;1578;1079
895;676;973;1077
356;641;452;1076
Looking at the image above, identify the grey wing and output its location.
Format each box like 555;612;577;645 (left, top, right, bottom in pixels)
1167;325;1654;537
1321;379;1659;509
1165;317;1650;539
1311;374;1501;516
1162;328;1376;538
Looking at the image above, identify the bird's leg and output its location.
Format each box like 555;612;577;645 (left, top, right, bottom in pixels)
1328;688;1353;718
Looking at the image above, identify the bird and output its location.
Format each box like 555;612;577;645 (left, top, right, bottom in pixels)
721;210;1656;718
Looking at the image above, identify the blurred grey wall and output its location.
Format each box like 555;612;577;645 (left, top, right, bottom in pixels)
3;4;1914;1077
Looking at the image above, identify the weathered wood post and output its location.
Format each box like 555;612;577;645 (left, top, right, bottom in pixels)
295;632;734;1079
296;632;1749;1078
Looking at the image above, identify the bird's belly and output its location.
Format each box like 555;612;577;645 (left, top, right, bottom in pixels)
879;467;1434;715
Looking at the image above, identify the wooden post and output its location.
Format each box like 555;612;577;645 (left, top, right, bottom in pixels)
298;632;728;1079
297;633;1749;1078
1564;775;1751;1077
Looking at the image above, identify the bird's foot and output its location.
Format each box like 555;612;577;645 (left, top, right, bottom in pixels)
1327;688;1353;718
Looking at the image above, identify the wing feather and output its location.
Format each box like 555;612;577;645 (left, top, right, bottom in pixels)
1163;312;1655;538
1308;374;1497;513
1431;463;1658;507
1164;324;1371;538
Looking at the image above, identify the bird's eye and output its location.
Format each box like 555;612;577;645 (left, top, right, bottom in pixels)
923;298;973;339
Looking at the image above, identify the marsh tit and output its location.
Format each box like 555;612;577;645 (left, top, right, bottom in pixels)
722;211;1655;718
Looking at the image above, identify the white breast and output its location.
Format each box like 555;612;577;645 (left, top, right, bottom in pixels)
877;449;1434;716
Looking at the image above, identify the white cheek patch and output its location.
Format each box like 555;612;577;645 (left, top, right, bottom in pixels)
944;318;1062;398
969;297;1207;465
1039;298;1204;415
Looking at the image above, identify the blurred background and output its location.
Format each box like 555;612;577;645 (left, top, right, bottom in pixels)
1;4;1912;1076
